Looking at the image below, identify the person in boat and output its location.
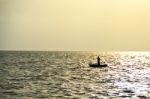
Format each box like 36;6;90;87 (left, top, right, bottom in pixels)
97;56;100;65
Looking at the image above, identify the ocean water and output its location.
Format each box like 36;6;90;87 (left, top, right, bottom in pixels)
0;51;150;99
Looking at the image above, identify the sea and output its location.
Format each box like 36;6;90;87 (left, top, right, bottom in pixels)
0;51;150;99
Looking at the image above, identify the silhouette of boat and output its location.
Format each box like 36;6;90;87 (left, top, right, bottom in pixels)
89;56;108;68
89;63;108;68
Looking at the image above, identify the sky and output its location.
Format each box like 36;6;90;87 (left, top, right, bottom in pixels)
1;0;150;51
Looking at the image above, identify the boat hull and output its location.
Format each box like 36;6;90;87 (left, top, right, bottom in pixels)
89;64;108;68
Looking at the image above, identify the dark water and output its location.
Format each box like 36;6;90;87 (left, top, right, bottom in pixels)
0;51;150;99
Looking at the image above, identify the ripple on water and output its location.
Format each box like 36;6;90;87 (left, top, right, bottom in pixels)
0;51;150;98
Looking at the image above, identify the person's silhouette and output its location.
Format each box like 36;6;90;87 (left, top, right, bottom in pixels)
97;56;100;65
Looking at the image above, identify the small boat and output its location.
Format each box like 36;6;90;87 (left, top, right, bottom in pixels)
89;56;108;68
89;63;108;68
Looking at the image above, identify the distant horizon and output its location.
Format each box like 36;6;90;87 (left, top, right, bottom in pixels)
0;49;150;52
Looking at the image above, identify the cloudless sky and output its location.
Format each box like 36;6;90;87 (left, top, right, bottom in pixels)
1;0;150;51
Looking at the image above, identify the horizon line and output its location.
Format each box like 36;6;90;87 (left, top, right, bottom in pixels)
0;49;150;52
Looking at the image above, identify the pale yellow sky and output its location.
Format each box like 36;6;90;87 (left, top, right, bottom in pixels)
1;0;150;51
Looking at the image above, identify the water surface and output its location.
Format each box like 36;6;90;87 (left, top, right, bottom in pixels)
0;51;150;99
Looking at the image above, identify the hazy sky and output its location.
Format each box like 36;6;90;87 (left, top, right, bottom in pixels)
1;0;150;51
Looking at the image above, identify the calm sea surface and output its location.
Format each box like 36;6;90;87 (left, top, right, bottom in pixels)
0;51;150;99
